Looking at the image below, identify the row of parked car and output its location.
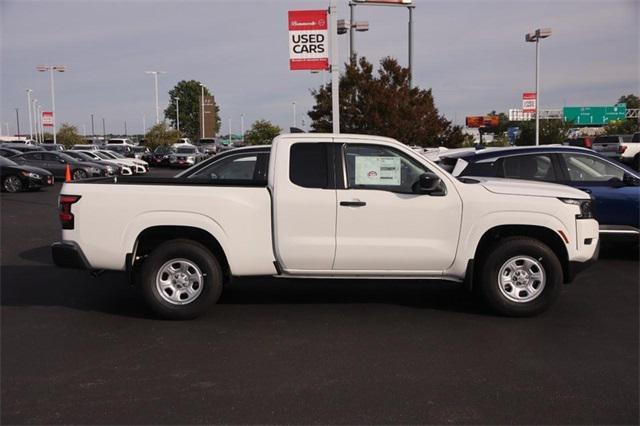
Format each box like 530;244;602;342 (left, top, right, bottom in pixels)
0;141;150;193
563;132;640;170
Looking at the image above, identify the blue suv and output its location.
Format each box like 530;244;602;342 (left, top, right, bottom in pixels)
440;146;640;237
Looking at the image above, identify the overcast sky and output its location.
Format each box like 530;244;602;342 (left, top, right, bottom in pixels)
1;0;638;136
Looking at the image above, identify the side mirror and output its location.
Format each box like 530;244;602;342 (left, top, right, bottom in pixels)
414;172;445;195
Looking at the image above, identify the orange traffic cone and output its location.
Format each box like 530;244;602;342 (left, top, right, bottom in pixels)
65;164;72;182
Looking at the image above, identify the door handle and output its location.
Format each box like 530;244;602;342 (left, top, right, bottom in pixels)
340;200;366;207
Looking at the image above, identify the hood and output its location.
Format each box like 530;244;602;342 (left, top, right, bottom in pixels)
465;177;590;199
16;164;53;176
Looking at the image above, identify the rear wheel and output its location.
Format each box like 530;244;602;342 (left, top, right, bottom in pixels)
477;237;562;317
72;169;88;180
140;239;223;319
2;175;23;193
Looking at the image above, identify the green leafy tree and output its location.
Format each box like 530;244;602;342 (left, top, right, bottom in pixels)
144;123;180;150
164;80;220;140
308;56;465;148
604;94;639;134
56;123;84;148
245;120;282;145
516;119;571;146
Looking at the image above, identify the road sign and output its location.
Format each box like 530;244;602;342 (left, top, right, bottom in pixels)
288;10;329;71
42;111;53;127
522;92;536;113
563;105;627;126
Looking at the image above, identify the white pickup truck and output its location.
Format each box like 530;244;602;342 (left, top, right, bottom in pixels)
52;134;599;319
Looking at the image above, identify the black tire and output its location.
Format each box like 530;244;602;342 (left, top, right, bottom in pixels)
477;237;562;317
2;175;23;193
140;239;223;320
72;169;88;180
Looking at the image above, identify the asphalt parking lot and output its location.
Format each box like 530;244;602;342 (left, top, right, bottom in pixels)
1;170;638;425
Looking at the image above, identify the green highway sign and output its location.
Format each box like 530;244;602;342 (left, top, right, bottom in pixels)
563;104;627;125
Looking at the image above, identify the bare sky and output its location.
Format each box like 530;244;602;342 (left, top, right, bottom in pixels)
1;0;638;136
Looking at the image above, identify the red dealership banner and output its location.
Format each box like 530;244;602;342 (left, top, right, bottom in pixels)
288;10;329;71
522;92;537;113
42;111;54;127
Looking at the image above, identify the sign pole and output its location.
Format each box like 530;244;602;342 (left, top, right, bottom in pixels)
535;38;540;146
330;0;340;133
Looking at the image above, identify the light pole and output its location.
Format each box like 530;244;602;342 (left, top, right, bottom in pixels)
145;70;166;124
200;83;206;139
91;114;95;139
175;97;180;133
82;124;87;137
33;100;39;143
143;113;147;135
228;118;232;145
36;65;66;144
26;89;33;139
15;108;21;136
292;101;297;128
240;114;245;143
350;0;414;87
330;0;339;133
102;118;106;143
526;27;552;146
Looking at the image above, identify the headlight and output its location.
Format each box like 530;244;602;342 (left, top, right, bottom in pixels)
559;198;594;219
106;166;116;174
187;156;195;162
21;171;40;179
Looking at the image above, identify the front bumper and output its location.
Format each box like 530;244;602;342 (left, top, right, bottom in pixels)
566;239;600;283
51;241;90;270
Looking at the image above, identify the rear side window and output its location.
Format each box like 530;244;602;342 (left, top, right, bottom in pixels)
289;143;330;189
463;161;499;177
501;154;556;182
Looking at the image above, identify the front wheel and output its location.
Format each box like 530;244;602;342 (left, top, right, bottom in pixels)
140;239;223;319
2;175;23;193
72;169;88;180
477;237;562;317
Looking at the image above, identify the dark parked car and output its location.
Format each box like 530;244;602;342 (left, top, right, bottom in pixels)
0;143;42;153
39;143;66;151
131;146;153;162
177;146;270;181
150;145;174;167
0;147;23;158
11;151;112;180
442;146;640;237
0;156;54;192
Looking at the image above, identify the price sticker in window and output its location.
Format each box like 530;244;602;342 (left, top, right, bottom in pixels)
355;156;401;186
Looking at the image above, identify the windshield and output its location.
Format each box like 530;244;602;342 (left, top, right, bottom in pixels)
0;156;17;166
91;151;110;159
104;151;124;159
177;147;196;154
154;146;173;154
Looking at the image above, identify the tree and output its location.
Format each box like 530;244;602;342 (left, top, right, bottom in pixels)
308;56;465;148
605;94;639;134
245;120;281;145
164;80;220;140
516;119;571;146
618;94;639;109
144;123;180;150
56;123;84;148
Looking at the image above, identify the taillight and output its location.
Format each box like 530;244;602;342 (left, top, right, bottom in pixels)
584;138;592;149
59;195;81;229
619;145;627;154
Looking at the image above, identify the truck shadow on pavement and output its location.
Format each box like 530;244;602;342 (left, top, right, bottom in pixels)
4;246;486;319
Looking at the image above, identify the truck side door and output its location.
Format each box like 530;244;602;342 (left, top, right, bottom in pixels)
272;140;337;272
333;142;463;272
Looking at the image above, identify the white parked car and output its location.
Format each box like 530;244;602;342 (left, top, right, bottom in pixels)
98;150;148;174
52;133;599;319
76;150;134;175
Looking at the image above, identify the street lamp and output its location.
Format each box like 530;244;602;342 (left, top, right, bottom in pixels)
145;70;166;124
36;65;66;144
240;113;245;143
36;104;43;142
350;0;414;86
525;27;552;146
175;97;180;133
292;101;297;128
26;89;33;139
200;83;206;139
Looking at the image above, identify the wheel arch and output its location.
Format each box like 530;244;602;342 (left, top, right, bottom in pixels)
473;225;570;284
132;225;231;284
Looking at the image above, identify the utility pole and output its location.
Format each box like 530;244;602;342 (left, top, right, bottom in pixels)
15;108;20;136
330;0;339;133
26;89;33;139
